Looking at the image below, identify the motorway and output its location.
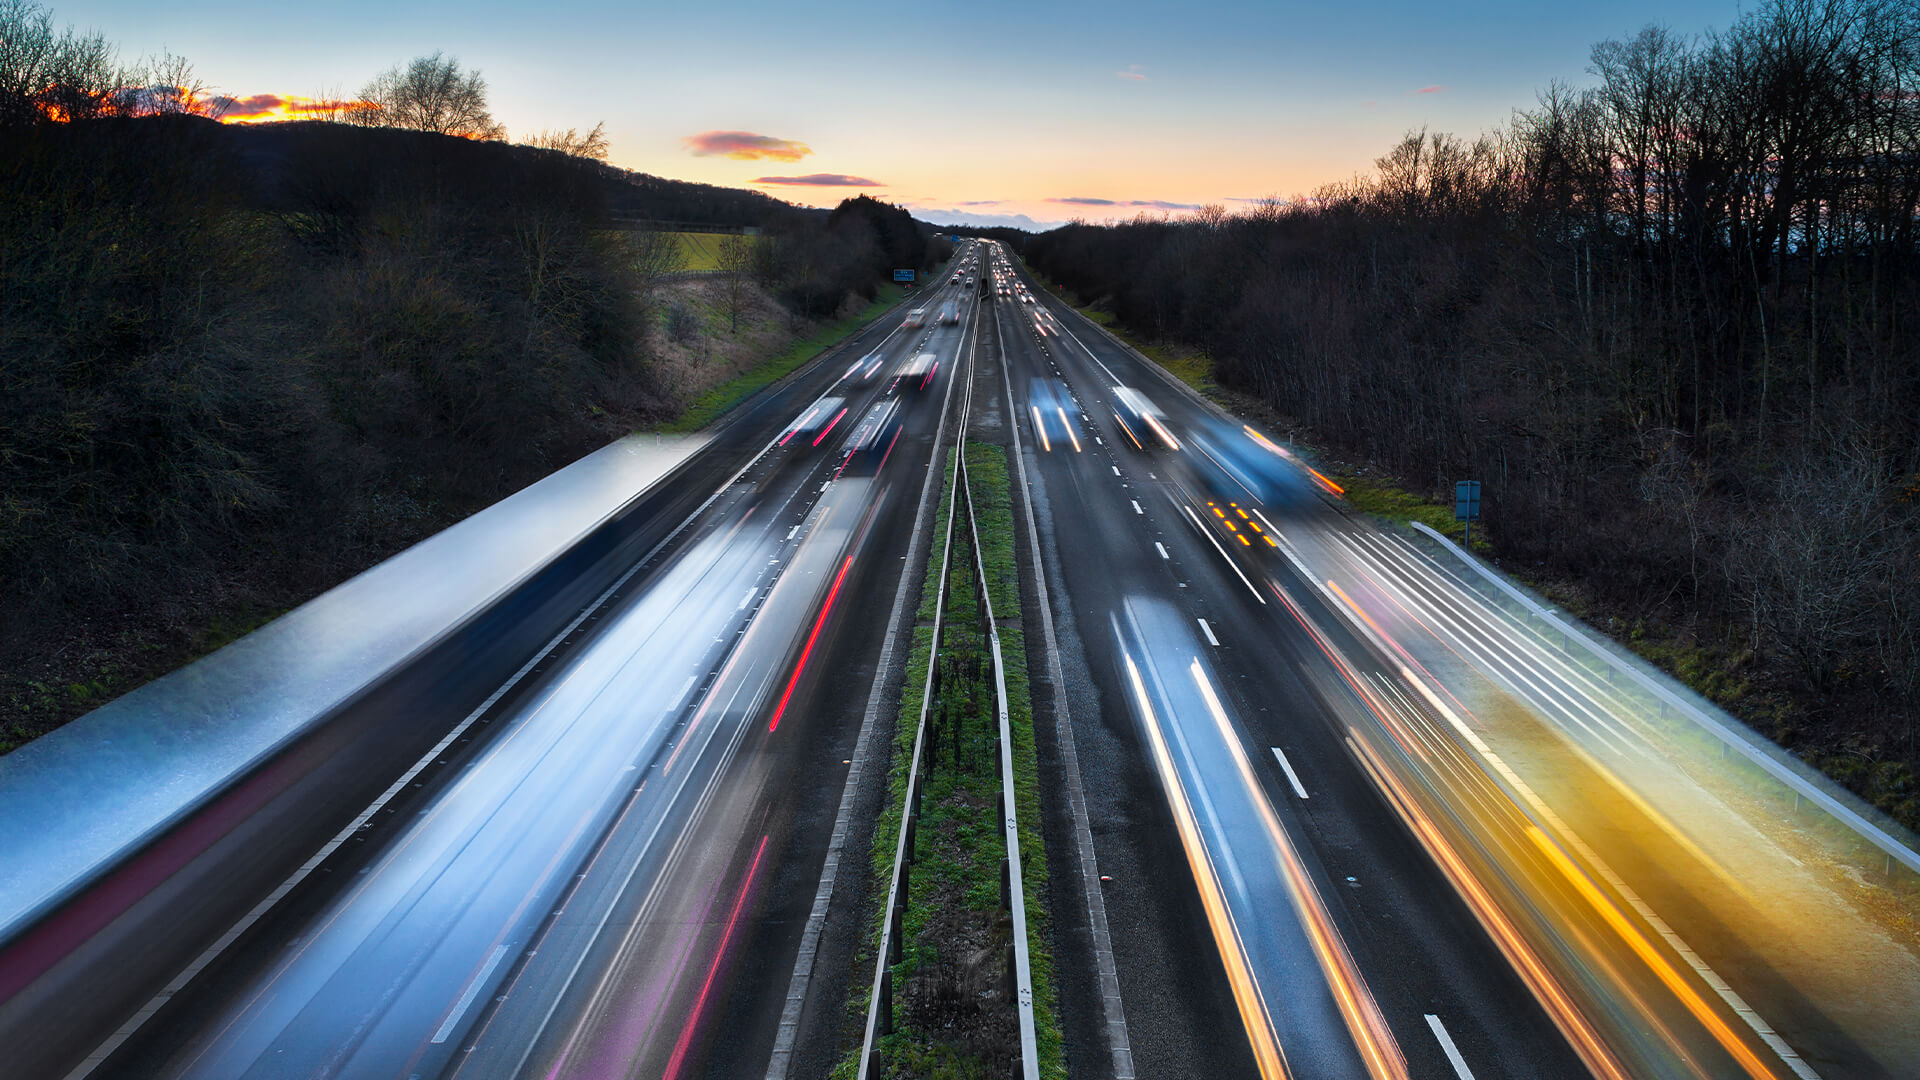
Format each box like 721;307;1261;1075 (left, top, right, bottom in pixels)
63;258;985;1079
983;245;1920;1080
6;238;1916;1080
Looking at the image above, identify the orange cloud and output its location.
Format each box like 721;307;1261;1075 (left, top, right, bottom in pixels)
216;93;285;119
1118;65;1148;81
1410;84;1446;95
752;173;882;186
214;94;378;123
684;130;812;161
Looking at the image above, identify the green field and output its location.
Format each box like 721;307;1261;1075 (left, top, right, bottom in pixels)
657;231;756;272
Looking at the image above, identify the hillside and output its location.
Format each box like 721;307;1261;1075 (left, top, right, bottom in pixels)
0;114;930;753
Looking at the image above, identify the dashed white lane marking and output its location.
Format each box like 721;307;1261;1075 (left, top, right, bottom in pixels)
1111;465;1121;476
787;524;802;540
1270;747;1310;800
432;944;508;1043
1131;500;1143;515
1197;618;1220;646
1424;1014;1476;1079
737;587;757;610
1156;542;1170;559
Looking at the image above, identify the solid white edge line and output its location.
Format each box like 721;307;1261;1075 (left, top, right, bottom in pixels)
1424;1014;1476;1080
776;262;978;1080
993;282;1135;1077
1270;747;1310;801
1197;618;1220;647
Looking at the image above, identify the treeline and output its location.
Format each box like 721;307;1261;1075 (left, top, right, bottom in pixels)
1027;0;1920;803
760;194;938;316
2;114;661;618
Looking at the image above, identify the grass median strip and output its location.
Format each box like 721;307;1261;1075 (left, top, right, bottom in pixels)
834;442;1064;1080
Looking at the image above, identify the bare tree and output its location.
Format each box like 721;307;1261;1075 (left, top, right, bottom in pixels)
357;52;504;139
0;0;57;126
718;233;755;333
521;122;609;160
130;50;219;117
627;228;684;293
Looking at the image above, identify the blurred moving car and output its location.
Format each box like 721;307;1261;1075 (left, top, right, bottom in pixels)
904;308;927;329
1027;378;1082;452
1109;386;1181;451
838;399;905;477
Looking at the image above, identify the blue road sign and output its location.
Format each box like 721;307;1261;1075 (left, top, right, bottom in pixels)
893;269;915;282
1454;480;1482;521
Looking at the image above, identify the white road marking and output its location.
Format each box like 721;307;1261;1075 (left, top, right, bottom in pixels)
1156;543;1169;559
1131;500;1143;515
1270;747;1310;800
737;587;757;610
1112;465;1121;476
1197;618;1219;646
432;944;508;1043
1424;1014;1475;1079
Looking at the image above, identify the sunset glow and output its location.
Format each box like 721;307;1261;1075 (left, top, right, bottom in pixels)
56;0;1750;226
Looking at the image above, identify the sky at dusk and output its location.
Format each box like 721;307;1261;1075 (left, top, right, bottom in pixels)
61;0;1748;230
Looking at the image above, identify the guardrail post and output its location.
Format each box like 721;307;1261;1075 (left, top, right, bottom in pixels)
889;898;906;964
1001;856;1011;913
877;969;893;1037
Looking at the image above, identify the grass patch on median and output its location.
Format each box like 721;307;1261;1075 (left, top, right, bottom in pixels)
659;283;907;433
833;442;1065;1080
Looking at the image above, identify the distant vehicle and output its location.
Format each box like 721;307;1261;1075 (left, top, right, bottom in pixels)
939;302;959;325
1109;386;1180;451
904;308;927;329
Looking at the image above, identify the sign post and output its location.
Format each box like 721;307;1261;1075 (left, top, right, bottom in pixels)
1454;480;1482;548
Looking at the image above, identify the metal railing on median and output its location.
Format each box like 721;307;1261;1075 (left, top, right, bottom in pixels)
856;325;1041;1080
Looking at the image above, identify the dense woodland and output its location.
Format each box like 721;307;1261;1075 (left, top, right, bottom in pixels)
0;1;941;748
1027;0;1920;824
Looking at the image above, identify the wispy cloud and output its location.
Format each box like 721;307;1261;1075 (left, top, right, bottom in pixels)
684;130;813;161
959;199;1003;206
1117;64;1148;81
1409;84;1446;95
211;92;283;118
914;207;1062;232
1047;196;1201;210
752;173;882;186
1362;100;1380;109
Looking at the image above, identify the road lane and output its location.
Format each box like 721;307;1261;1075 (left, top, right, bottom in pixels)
985;242;1592;1079
89;249;990;1080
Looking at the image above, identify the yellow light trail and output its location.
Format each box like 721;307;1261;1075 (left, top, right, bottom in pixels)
1124;653;1291;1079
1188;659;1408;1080
1527;827;1779;1080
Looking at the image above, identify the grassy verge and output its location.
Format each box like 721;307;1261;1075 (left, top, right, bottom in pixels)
834;442;1065;1080
659;284;906;433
